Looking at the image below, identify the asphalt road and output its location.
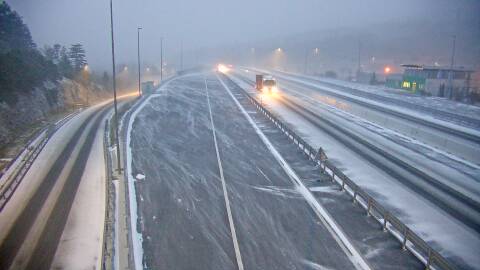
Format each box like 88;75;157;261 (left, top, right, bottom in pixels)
0;102;112;270
127;72;421;269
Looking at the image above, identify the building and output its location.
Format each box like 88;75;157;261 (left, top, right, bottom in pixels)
399;64;474;99
385;73;403;89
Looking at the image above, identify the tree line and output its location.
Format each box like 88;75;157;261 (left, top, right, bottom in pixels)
0;2;104;105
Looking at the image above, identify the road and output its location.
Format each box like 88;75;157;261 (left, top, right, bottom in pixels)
126;71;421;269
0;98;129;270
247;68;480;165
229;70;480;269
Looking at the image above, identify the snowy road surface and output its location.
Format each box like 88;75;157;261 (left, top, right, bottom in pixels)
126;71;421;269
229;72;480;269
0;97;131;270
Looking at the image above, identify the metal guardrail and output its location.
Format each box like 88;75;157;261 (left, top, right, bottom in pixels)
101;118;116;270
222;75;456;270
0;110;79;212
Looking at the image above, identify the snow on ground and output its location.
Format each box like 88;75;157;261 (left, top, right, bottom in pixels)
268;69;480;123
0;103;105;245
276;85;480;201
50;108;110;269
229;74;480;269
125;78;176;270
219;75;371;270
253;68;480;134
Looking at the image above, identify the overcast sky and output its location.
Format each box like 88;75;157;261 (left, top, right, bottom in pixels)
7;0;480;71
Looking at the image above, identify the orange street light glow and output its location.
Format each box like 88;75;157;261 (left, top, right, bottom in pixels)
384;66;391;74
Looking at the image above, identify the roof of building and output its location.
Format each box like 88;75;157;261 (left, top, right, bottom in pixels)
401;64;474;72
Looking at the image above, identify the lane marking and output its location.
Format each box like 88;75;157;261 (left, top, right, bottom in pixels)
217;74;372;270
204;78;245;270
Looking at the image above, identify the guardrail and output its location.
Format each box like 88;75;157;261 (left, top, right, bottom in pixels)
270;69;480;130
0;110;79;211
222;74;456;270
101;118;116;270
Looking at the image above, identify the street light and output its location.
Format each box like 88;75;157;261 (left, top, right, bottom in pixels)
160;37;164;81
109;0;121;172
137;27;142;97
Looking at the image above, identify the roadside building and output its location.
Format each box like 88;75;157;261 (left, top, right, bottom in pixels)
385;73;403;89
399;64;474;100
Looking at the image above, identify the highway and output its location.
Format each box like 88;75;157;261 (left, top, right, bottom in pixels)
0;98;131;270
125;71;421;270
229;70;480;269
247;68;480;165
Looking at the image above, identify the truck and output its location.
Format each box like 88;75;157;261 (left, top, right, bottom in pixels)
256;74;263;90
256;74;278;93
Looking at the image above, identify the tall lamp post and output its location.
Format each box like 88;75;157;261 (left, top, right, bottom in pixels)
160;37;164;81
109;0;121;171
137;27;142;96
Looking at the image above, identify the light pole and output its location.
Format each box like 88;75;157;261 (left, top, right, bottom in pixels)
137;27;142;97
180;39;184;71
109;0;121;171
160;37;164;81
447;35;456;99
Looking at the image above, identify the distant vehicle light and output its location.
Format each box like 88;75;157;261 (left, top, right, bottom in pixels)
217;64;229;73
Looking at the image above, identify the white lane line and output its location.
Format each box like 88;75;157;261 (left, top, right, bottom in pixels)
217;74;372;270
204;78;245;270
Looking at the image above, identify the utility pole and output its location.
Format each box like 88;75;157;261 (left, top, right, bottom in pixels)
160;37;164;81
447;35;456;99
304;47;309;74
137;27;142;97
109;0;121;171
357;40;361;73
180;39;184;71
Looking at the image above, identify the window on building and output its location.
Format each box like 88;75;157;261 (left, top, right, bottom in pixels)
402;81;411;88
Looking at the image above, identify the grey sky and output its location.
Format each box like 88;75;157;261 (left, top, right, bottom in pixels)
7;0;480;71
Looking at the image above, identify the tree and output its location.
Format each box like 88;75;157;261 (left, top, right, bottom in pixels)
58;46;73;78
69;43;87;73
102;71;110;89
0;2;35;53
42;45;55;62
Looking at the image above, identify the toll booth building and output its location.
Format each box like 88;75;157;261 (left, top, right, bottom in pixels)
400;64;473;97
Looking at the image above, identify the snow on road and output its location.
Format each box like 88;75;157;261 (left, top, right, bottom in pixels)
126;72;374;269
230;74;480;269
266;69;480;126
50;107;110;269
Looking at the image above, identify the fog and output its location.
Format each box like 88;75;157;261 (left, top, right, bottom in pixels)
7;0;480;73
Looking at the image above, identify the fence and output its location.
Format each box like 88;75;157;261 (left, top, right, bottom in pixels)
101;118;116;270
223;75;455;270
0;110;79;212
